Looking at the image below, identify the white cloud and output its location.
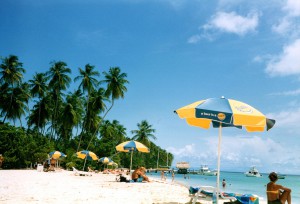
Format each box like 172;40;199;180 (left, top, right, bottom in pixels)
167;135;300;173
272;0;300;36
188;11;259;43
272;18;291;35
203;11;259;36
284;0;300;17
167;144;197;157
269;88;300;96
265;39;300;76
268;107;300;128
187;35;202;44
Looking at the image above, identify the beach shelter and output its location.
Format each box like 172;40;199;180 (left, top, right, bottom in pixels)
175;96;275;203
49;151;67;159
76;150;99;170
116;140;150;175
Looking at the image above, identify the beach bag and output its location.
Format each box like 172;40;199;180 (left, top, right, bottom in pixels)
120;175;128;182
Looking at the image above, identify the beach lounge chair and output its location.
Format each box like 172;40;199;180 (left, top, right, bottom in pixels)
189;186;260;204
72;167;92;176
189;186;237;204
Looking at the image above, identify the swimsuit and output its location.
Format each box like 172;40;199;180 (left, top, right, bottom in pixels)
266;190;281;204
268;199;281;204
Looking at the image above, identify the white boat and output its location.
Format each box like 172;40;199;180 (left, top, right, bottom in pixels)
198;165;217;176
245;166;262;177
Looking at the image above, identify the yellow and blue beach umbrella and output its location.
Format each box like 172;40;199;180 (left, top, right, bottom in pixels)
76;150;99;161
99;157;112;164
107;161;118;167
116;141;150;175
175;96;275;203
76;150;99;171
116;140;150;153
175;96;275;131
49;151;67;159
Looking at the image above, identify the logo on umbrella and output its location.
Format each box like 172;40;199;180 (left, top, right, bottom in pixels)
234;105;253;113
217;113;226;120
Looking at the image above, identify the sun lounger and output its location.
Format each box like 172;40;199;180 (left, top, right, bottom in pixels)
189;186;260;204
72;167;92;176
189;186;237;204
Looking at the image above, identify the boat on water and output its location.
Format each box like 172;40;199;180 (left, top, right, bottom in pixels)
245;166;262;177
198;165;217;176
275;172;286;179
176;162;190;174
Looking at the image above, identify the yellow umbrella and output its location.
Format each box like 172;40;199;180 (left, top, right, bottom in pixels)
116;140;150;175
76;150;99;170
175;96;275;203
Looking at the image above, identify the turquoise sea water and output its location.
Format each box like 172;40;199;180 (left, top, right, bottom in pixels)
149;171;299;203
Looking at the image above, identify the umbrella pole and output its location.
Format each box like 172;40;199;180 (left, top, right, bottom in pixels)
130;151;133;177
216;123;222;204
83;156;87;171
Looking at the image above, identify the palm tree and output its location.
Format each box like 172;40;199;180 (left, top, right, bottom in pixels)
27;98;49;133
46;61;71;139
86;67;129;149
3;83;30;126
28;72;47;132
85;87;109;149
131;120;156;147
0;55;26;123
98;120;127;157
0;55;25;87
101;67;129;118
67;90;84;140
74;64;99;150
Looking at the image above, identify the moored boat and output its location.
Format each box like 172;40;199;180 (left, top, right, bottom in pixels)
198;165;217;176
276;172;286;179
245;166;262;177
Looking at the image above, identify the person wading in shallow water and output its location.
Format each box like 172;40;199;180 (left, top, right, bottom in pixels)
266;172;291;204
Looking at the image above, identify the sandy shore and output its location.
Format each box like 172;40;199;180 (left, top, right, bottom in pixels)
0;169;266;204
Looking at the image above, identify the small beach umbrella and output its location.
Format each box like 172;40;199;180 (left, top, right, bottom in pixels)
175;96;275;204
76;150;99;170
107;161;118;168
116;140;150;175
99;157;112;164
49;151;67;159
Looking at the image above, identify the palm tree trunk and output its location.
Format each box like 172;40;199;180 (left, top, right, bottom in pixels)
86;99;114;150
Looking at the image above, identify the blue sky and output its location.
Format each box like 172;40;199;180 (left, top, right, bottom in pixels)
1;0;300;174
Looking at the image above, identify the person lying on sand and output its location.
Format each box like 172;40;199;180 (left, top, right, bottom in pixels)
132;167;150;182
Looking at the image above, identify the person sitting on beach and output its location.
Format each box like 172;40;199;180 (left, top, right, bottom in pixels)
88;166;94;172
0;154;4;168
266;172;291;204
131;167;150;182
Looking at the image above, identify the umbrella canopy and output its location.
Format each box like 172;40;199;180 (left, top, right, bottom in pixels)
76;150;99;161
116;140;150;175
107;161;118;167
76;150;99;171
116;140;150;153
175;97;275;131
175;96;275;204
49;151;67;159
99;157;112;164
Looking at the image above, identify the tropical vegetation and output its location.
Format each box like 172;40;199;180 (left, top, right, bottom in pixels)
0;55;173;170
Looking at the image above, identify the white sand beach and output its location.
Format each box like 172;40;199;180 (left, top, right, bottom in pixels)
0;170;267;204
